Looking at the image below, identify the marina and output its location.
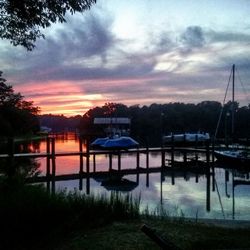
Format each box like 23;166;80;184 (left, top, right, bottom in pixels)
1;132;250;221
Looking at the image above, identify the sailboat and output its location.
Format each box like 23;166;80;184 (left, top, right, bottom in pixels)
214;64;250;166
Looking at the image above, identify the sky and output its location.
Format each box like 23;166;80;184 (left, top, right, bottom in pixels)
1;0;250;116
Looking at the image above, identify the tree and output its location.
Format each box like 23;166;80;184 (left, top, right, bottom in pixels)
0;0;96;50
0;71;40;136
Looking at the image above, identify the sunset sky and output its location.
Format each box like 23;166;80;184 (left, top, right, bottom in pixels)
0;0;250;116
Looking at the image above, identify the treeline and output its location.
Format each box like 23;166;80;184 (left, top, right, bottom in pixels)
0;72;40;137
79;102;250;146
1;67;249;147
39;114;81;132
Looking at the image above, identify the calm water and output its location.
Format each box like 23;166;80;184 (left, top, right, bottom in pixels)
32;133;250;221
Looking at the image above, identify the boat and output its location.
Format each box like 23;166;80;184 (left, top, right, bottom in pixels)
162;132;210;145
214;149;250;165
91;137;109;148
214;64;250;166
91;136;139;150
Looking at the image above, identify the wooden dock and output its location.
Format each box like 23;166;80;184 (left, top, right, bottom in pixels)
1;137;213;183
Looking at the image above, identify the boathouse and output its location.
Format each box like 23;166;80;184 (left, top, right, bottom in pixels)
94;117;131;137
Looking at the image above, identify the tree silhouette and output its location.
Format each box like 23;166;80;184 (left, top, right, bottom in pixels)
0;0;96;50
78;101;250;146
0;71;40;136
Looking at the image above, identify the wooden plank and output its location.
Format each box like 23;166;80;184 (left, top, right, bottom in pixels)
0;146;209;159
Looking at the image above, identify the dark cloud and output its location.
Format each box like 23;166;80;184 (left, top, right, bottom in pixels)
1;11;250;110
58;14;115;59
148;31;175;53
1;11;162;86
181;26;205;48
1;12;116;83
38;14;114;65
208;30;250;43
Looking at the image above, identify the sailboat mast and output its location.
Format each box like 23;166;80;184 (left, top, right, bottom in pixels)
232;64;235;137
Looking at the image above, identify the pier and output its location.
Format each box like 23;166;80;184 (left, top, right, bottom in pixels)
1;136;213;183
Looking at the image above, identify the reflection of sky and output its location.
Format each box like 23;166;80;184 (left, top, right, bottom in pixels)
36;135;250;220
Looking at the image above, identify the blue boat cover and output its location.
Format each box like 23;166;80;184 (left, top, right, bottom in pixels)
91;136;139;149
91;137;109;147
102;136;139;149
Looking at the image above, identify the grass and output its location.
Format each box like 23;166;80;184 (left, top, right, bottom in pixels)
57;220;250;250
0;176;250;250
0;177;140;250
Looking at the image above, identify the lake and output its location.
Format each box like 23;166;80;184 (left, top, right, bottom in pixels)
29;133;250;221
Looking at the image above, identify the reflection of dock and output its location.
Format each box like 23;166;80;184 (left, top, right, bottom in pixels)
1;136;218;214
224;170;250;219
26;164;209;184
1;137;214;195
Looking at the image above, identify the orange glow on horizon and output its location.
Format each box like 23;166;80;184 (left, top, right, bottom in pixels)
14;81;105;116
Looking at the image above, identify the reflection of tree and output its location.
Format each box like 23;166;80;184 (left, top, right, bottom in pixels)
0;157;41;178
0;140;42;178
18;140;41;154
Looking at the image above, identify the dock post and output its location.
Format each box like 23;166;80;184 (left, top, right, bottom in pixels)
46;137;51;178
212;165;215;191
51;137;56;178
136;147;140;169
171;171;175;185
46;180;50;193
161;149;165;168
86;176;90;194
136;171;140;185
183;134;187;164
195;134;198;161
109;153;112;171
206;168;211;212
212;136;215;163
160;171;163;204
7;137;15;177
146;171;149;187
171;134;175;167
86;138;90;195
146;145;149;169
93;153;96;172
51;180;55;194
86;138;90;175
183;150;187;165
51;136;56;194
206;141;210;166
79;137;83;175
195;173;199;183
79;177;83;191
118;150;121;172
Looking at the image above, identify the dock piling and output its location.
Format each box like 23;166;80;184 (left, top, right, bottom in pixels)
136;147;140;169
79;137;83;175
46;137;51;178
51;137;56;178
7;137;15;177
118;151;121;171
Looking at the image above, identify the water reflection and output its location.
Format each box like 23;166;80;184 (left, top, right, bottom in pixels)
9;133;250;221
0;138;41;178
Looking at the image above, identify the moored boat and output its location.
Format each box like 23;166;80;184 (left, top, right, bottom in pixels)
214;64;249;166
214;149;250;165
163;132;210;145
91;137;109;148
91;136;139;150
